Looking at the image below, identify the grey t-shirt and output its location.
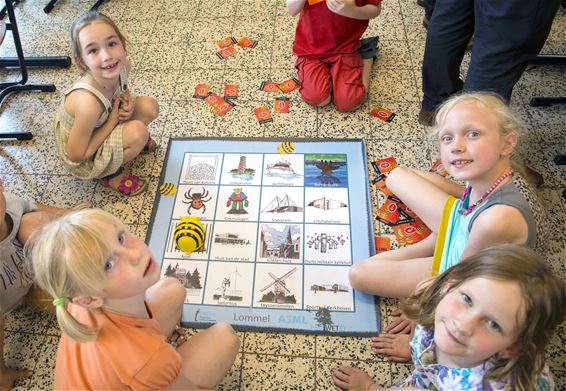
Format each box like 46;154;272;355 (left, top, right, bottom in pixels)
0;193;36;313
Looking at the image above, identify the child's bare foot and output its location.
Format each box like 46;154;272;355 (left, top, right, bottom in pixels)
0;366;33;390
384;308;412;334
332;365;378;391
100;168;147;197
370;333;411;362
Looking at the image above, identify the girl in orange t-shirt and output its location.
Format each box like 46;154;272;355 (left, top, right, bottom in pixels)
28;209;239;390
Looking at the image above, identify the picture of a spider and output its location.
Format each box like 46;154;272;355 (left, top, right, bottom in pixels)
182;187;211;214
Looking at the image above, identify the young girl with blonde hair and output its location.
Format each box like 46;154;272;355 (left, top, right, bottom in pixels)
27;209;239;390
54;11;159;196
334;245;565;390
351;92;546;359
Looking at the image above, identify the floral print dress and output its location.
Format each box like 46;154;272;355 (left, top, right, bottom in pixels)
395;325;554;390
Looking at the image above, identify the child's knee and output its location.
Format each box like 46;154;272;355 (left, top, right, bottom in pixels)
334;96;364;112
300;88;331;107
156;277;186;305
348;263;366;291
19;211;51;244
124;120;149;147
211;322;240;348
333;89;365;112
145;97;159;121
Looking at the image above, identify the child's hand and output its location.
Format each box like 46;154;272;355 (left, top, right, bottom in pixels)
109;97;121;124
384;308;412;334
118;91;134;122
0;365;33;390
326;0;357;17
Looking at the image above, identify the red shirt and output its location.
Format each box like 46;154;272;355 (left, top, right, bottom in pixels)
292;0;382;58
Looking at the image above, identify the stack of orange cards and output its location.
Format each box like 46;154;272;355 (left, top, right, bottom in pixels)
193;83;237;117
216;36;258;59
259;78;301;94
375;195;415;226
257;77;301;119
371;156;399;196
203;92;234;117
371;156;433;246
393;220;431;247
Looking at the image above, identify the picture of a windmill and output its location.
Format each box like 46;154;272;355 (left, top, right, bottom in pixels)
259;267;298;304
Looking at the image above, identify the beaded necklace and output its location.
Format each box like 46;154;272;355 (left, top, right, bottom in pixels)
458;169;514;216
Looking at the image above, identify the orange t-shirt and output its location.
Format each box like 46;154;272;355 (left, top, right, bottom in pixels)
54;303;182;390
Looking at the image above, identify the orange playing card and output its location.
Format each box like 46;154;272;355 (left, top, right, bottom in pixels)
237;37;258;49
216;46;237;59
430;158;448;177
217;37;237;49
259;81;280;93
192;83;211;99
374;236;391;254
213;100;235;117
372;157;398;175
274;97;290;113
254;106;273;125
370;106;396;122
374;175;395;197
375;196;401;226
277;78;300;93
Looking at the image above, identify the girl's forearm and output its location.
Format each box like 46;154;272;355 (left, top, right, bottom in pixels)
349;3;381;20
82;118;119;161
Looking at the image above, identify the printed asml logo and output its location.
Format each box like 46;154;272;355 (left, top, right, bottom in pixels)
278;315;307;325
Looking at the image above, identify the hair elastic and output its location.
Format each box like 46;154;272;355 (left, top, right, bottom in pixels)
52;297;65;307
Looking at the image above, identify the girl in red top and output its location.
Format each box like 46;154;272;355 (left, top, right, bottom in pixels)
288;0;382;112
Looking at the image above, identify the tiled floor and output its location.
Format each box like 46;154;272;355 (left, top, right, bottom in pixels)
0;0;565;389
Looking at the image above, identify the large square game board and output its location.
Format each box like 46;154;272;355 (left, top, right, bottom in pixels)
147;138;379;335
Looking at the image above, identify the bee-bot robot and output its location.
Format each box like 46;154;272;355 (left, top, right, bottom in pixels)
174;216;205;255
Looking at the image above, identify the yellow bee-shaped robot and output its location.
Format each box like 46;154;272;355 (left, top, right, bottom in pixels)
174;216;205;255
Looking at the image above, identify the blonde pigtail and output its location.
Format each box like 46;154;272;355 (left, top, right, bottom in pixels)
54;299;99;343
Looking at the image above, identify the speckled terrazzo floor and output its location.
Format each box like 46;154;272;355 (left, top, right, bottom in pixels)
0;0;565;389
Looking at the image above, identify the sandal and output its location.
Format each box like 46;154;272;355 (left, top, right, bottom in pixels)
168;325;190;348
359;36;379;60
100;167;148;196
142;136;158;153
